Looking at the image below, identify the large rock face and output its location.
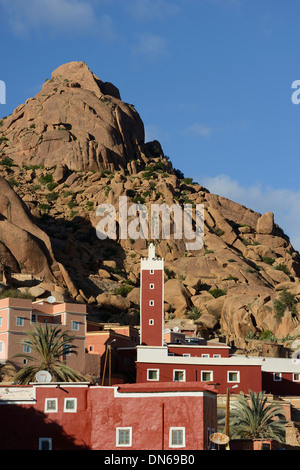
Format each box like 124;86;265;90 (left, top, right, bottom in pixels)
0;62;151;173
0;61;300;352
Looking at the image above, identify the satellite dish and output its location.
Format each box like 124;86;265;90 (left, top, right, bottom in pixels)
36;370;52;383
164;328;171;334
210;433;230;445
47;296;56;304
173;326;180;332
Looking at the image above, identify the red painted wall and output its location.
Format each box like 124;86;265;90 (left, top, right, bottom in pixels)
141;269;164;347
262;371;300;396
168;345;230;358
0;383;217;450
136;362;262;394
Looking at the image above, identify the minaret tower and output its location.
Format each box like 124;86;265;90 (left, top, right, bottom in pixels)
140;243;164;347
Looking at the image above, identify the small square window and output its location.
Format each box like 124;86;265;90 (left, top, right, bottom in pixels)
228;371;240;383
201;371;213;382
149;319;154;325
150;270;154;274
23;344;31;353
149;300;154;306
147;369;159;381
39;438;52;450
64;398;77;413
45;398;58;413
150;283;155;289
16;316;24;326
116;427;132;447
273;373;282;382
170;427;185;448
173;370;185;382
293;373;300;382
72;321;80;330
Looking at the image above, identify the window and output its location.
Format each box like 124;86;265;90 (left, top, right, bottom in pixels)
0;341;3;353
23;359;28;365
16;316;24;326
31;314;36;323
273;373;282;382
23;343;31;353
201;371;213;382
116;427;132;447
0;317;2;326
45;398;58;413
149;300;154;306
150;269;154;274
173;370;186;382
293;373;300;382
72;321;80;331
150;283;154;289
213;354;221;358
147;369;159;381
227;371;240;383
64;398;77;413
39;438;52;450
183;354;191;357
202;354;210;358
89;345;94;352
170;427;185;448
63;344;72;357
149;319;154;325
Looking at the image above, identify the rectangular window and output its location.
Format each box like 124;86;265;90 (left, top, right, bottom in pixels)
150;270;154;274
149;300;154;306
173;370;186;382
63;344;72;357
149;319;154;325
273;373;282;382
150;283;155;289
45;398;58;413
0;341;3;353
147;369;159;381
170;427;185;448
16;316;24;326
202;354;210;358
64;398;77;413
72;321;80;330
183;354;191;357
116;427;132;447
31;314;36;323
0;317;2;326
228;371;240;383
201;371;213;382
293;373;300;382
213;354;221;358
23;343;31;353
39;438;52;450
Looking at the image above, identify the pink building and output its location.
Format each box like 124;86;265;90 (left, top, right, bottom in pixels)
0;297;87;374
0;381;217;450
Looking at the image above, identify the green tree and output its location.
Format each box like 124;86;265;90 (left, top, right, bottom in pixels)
230;391;286;443
12;323;86;384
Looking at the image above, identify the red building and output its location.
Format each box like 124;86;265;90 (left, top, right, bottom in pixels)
0;381;217;450
136;244;300;397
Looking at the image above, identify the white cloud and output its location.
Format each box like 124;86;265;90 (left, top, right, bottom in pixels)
182;122;214;138
132;33;168;62
199;174;300;251
0;0;117;41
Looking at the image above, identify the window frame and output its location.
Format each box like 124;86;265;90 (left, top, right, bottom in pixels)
45;398;58;413
38;438;52;450
293;373;300;382
273;372;282;382
173;369;186;382
71;320;80;331
16;316;24;327
147;369;159;381
116;427;132;448
64;398;77;413
227;371;240;383
169;427;186;448
149;300;154;306
201;370;213;382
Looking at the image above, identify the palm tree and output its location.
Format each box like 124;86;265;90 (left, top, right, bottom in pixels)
230;391;287;443
12;323;86;384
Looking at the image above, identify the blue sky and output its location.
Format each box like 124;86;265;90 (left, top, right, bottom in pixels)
1;0;300;248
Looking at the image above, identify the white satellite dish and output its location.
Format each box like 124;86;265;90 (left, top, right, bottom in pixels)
164;328;171;334
36;370;52;383
47;296;56;304
173;326;180;332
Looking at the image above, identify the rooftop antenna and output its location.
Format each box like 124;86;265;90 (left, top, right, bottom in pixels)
47;296;56;304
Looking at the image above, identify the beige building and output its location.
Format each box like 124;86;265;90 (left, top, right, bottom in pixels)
0;297;87;374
